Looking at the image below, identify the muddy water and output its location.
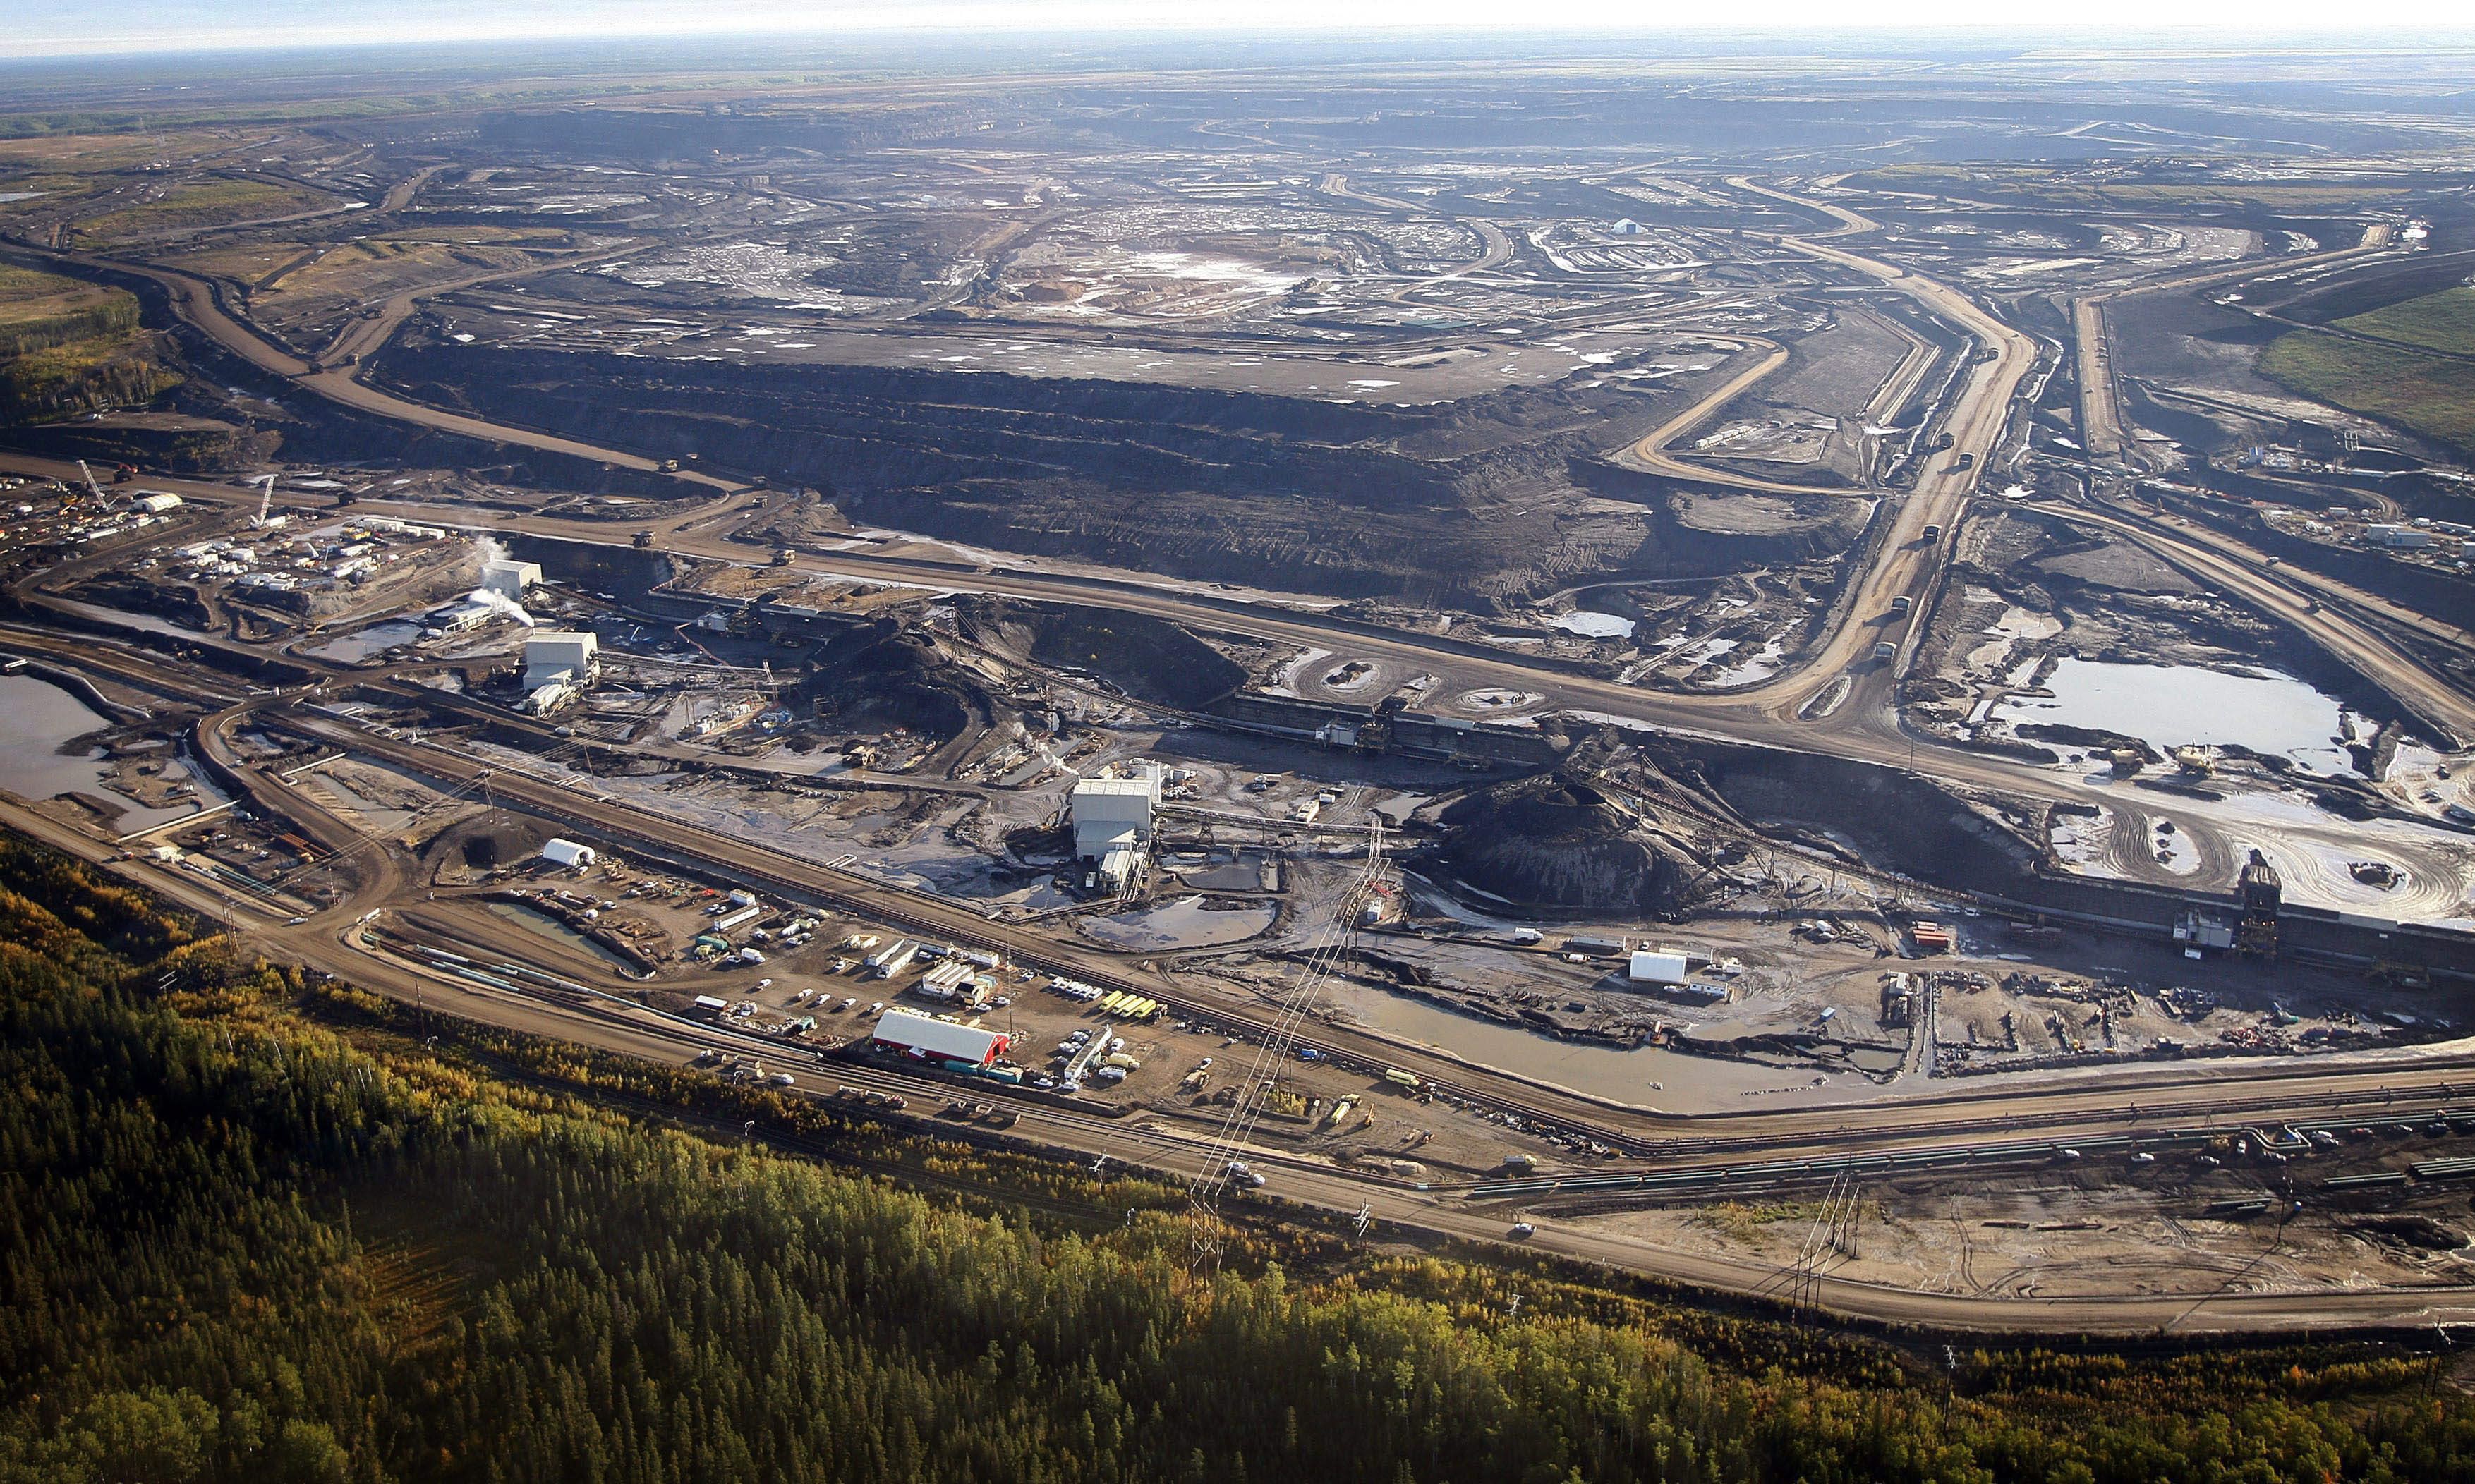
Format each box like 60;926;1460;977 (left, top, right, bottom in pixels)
486;900;640;973
1079;896;1275;951
0;674;207;832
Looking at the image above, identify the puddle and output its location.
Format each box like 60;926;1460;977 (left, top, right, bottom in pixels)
1181;857;1278;891
303;619;424;663
1077;896;1275;951
1993;659;2352;772
486;900;640;972
1547;609;1637;639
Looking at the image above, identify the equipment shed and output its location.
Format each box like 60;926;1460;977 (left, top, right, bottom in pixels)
870;1008;1010;1068
1627;949;1689;986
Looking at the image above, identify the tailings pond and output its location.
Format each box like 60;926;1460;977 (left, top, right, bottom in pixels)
1993;659;2353;772
485;899;643;973
0;674;214;832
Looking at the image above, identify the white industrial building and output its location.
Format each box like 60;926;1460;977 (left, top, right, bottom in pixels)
540;838;598;869
869;1007;1010;1069
1070;768;1162;890
480;557;543;600
1627;949;1689;986
523;630;599;690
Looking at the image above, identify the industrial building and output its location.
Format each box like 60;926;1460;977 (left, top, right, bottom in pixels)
2368;523;2437;550
523;630;599;690
1070;767;1162;891
480;557;543;601
1626;949;1689;986
869;1007;1010;1069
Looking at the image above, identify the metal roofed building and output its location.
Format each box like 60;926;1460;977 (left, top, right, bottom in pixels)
523;630;599;689
1070;767;1163;886
540;838;598;869
480;557;543;600
869;1007;1010;1069
1627;949;1689;986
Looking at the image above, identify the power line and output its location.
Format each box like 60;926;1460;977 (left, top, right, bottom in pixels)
1183;813;1384;1275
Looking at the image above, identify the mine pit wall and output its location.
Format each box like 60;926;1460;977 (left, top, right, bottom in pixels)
13;255;702;497
377;341;1848;605
375;341;1463;508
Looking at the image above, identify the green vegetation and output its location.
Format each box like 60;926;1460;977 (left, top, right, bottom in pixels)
2261;329;2475;455
8;825;2475;1483
0;75;854;140
0;263;176;423
2334;286;2475;358
66;177;330;246
0;263;137;355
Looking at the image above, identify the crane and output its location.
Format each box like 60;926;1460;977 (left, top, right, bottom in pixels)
249;473;277;528
73;459;103;506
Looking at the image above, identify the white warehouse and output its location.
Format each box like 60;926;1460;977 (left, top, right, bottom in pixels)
1071;769;1162;890
480;557;543;601
523;630;599;690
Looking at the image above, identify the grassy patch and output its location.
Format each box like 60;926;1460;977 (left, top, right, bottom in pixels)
2261;329;2475;454
0;128;272;168
2333;285;2475;357
0;264;136;354
1693;1198;1836;1240
66;176;332;245
0;264;174;422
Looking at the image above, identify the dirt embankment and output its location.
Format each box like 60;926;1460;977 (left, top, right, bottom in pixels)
956;597;1244;710
1423;772;1695;918
1641;738;2044;889
799;619;997;748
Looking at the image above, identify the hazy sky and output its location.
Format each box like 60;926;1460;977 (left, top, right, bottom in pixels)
11;0;2475;57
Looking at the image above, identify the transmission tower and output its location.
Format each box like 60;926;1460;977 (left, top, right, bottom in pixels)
1183;815;1385;1275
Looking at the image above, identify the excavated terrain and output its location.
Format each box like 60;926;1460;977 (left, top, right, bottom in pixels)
797;619;998;748
373;332;1801;609
955;597;1246;710
1424;772;1696;918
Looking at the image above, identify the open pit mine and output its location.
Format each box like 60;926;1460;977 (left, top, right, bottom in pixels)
8;45;2475;1337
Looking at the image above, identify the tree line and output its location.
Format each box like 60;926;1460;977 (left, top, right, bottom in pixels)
4;829;2473;1483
